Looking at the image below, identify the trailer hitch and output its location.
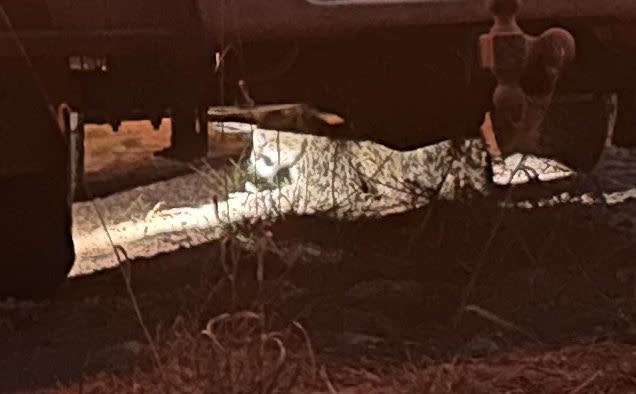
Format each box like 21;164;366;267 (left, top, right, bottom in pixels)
480;0;576;157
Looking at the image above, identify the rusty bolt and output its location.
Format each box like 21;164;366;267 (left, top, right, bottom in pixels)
533;28;576;70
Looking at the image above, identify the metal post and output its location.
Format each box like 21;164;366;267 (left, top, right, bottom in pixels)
57;103;86;202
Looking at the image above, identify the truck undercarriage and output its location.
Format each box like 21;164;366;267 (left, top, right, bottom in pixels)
1;0;635;297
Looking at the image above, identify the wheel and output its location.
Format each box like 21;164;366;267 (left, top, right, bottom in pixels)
0;172;75;300
612;90;636;148
541;93;612;172
156;105;209;161
0;60;75;300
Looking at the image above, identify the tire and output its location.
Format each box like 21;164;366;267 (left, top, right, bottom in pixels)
0;172;75;300
542;93;612;172
0;59;75;300
612;90;636;148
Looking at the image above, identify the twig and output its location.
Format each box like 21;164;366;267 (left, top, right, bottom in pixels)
143;201;165;235
201;312;232;352
91;200;165;380
430;357;459;393
293;321;317;383
0;5;59;124
279;363;301;394
510;224;539;267
320;365;338;394
188;162;224;189
464;304;543;344
402;153;459;258
262;334;288;394
452;189;512;328
255;228;269;394
568;370;601;394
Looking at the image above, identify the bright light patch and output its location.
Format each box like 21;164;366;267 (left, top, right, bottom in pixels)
492;153;574;186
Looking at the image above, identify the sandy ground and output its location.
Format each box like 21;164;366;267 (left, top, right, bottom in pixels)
71;120;251;276
82;119;250;198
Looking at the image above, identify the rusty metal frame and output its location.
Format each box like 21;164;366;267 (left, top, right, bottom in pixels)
0;1;633;56
0;29;173;57
199;0;636;43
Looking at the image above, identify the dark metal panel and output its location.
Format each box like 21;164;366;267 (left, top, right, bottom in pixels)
199;0;636;44
45;0;109;29
0;29;173;56
44;0;180;30
0;0;54;29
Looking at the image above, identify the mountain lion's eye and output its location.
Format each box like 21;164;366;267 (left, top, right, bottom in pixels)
262;156;274;166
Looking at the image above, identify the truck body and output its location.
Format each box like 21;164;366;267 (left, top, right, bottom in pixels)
1;0;635;297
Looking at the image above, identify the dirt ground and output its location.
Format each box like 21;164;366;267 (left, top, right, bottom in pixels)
81;119;249;199
1;122;636;393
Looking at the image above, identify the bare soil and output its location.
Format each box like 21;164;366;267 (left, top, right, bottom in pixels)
1;122;636;394
82;119;250;199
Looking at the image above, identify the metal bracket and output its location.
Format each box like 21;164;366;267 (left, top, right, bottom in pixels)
57;103;86;202
480;0;576;156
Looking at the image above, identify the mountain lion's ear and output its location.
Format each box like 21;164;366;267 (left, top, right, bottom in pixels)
252;129;267;146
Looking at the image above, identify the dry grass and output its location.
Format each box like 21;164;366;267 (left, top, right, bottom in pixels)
65;215;321;394
39;195;636;394
388;342;636;394
9;128;636;393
